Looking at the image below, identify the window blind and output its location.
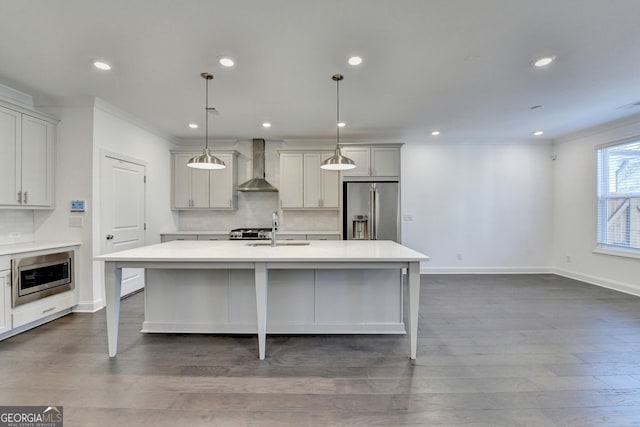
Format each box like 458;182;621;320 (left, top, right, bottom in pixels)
596;140;640;250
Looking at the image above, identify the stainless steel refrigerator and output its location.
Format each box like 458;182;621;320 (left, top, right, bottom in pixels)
343;181;400;242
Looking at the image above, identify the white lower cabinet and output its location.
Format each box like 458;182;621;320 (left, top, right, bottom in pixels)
12;290;75;329
197;234;229;241
161;234;198;242
0;266;11;335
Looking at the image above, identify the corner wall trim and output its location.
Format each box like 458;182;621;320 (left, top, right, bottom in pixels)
73;298;105;313
421;266;553;275
553;268;640;298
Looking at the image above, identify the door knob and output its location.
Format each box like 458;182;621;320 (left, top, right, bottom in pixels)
106;234;114;240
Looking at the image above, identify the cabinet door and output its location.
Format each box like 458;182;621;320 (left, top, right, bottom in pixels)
161;234;198;242
320;152;340;208
191;168;210;208
340;147;371;177
209;153;235;209
0;106;21;205
173;153;193;208
372;147;400;177
197;234;229;240
0;270;11;335
21;115;54;206
280;153;303;208
303;154;322;208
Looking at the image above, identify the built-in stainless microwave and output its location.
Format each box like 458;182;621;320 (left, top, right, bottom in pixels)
12;250;74;307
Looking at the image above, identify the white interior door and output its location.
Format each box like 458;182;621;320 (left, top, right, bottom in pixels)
101;155;146;297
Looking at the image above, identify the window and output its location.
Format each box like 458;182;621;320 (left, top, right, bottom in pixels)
597;140;640;253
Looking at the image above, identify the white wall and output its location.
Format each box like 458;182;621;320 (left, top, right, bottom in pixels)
553;118;640;295
401;142;554;273
35;101;95;309
92;100;177;307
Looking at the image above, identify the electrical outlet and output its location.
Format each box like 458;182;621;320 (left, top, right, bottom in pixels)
402;214;413;221
457;253;463;261
566;255;571;263
9;231;21;239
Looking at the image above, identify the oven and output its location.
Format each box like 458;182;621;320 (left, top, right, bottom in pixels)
229;228;272;240
12;250;74;307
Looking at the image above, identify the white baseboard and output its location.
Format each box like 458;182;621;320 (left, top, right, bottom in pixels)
421;266;553;274
73;298;105;313
553;268;640;297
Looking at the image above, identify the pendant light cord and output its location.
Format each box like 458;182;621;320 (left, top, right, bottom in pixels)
205;77;209;150
336;77;340;149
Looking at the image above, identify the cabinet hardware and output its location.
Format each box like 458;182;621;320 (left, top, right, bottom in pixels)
17;191;22;204
42;306;56;314
106;234;114;240
23;191;28;204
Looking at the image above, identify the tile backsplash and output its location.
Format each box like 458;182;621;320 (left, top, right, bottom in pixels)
178;192;340;232
0;210;34;244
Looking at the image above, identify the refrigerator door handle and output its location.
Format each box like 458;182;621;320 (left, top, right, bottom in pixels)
373;188;380;240
368;185;374;240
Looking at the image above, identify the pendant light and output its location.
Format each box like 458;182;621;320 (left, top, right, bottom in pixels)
187;73;226;170
321;74;356;171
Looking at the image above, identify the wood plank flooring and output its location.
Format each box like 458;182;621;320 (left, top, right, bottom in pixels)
2;274;640;426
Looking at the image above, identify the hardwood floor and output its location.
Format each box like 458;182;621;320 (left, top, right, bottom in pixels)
2;274;640;426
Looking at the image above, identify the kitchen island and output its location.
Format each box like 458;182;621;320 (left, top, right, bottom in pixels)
96;240;428;360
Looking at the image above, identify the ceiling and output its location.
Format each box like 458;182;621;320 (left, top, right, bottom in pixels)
1;0;640;144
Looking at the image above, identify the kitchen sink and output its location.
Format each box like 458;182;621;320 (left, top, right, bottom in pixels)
245;242;311;247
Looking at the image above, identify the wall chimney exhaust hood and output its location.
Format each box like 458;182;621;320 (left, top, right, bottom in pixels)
236;139;278;192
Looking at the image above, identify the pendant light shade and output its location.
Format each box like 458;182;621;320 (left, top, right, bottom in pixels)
187;73;226;170
321;74;356;171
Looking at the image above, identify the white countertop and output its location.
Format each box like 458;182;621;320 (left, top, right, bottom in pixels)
161;230;341;235
0;241;82;256
95;240;428;263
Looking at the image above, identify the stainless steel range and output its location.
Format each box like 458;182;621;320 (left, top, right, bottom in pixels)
229;228;273;240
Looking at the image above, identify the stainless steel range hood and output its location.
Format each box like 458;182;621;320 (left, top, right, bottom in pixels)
236;139;278;192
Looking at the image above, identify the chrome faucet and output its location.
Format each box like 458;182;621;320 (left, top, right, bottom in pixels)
271;211;279;247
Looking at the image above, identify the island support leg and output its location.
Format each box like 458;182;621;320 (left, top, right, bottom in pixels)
104;261;122;357
255;262;268;360
408;261;420;359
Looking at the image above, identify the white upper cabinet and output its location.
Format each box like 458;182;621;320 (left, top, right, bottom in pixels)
340;145;401;177
279;153;304;208
280;152;339;209
0;104;56;208
209;153;237;209
171;151;238;210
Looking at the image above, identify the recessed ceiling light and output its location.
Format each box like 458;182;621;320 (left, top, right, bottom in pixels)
337;122;346;128
93;60;112;71
188;123;198;129
533;131;544;136
218;57;235;67
348;56;362;66
262;122;271;128
533;56;555;67
431;131;440;136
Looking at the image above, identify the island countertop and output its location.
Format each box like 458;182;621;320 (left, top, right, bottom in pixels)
97;239;427;360
95;239;429;263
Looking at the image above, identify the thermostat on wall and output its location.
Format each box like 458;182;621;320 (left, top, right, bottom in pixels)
70;200;85;212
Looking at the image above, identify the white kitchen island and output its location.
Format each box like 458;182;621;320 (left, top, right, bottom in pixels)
95;240;428;360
